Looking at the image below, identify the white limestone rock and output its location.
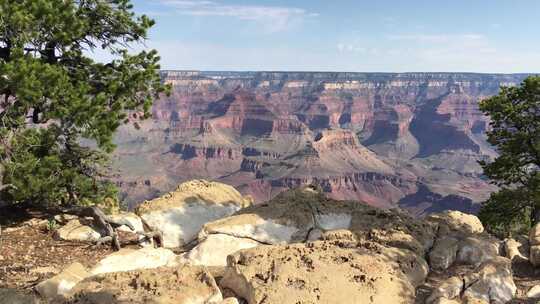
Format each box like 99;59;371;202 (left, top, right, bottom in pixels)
136;180;251;248
527;285;540;298
200;214;303;245
462;257;516;304
427;211;484;235
456;236;500;267
54;219;101;243
503;237;529;262
35;262;90;299
90;247;179;275
109;212;144;233
185;234;260;267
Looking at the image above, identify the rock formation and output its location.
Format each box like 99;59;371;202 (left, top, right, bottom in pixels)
113;71;528;213
135;179;252;248
31;183;538;304
69;266;224;304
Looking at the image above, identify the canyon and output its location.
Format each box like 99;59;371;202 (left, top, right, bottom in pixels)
112;71;528;215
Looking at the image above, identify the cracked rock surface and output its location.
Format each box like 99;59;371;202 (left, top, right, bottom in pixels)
220;240;426;304
68;265;223;304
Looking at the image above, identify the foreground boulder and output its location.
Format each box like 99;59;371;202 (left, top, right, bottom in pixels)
456;235;500;267
426;210;484;235
90;247;178;275
198;199;315;245
193;187;435;266
429;236;459;270
184;234;260;266
136;180;252;248
69;266;223;303
463;257;516;303
221;239;428;304
427;257;516;303
35;263;90;299
423;210;503;271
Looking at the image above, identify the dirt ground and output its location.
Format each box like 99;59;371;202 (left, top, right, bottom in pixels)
0;204;113;292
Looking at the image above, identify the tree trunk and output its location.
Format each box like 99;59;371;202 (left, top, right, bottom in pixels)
62;205;163;250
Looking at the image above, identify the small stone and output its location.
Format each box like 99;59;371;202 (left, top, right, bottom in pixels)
53;214;79;225
3;227;21;233
24;218;47;228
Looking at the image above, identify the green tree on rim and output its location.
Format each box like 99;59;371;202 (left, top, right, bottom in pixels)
479;76;540;236
0;0;169;207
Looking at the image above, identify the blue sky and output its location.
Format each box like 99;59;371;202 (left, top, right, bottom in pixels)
99;0;540;72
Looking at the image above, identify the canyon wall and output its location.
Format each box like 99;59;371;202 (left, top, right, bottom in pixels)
113;71;528;215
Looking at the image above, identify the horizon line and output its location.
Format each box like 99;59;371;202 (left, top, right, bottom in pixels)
159;69;536;75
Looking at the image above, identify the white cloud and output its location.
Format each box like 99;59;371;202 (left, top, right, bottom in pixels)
159;0;317;32
387;33;486;43
383;33;540;72
330;31;540;73
87;29;540;73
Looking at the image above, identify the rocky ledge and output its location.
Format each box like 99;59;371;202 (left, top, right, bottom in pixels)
1;180;539;303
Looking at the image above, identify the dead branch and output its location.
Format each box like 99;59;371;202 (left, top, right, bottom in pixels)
61;205;162;250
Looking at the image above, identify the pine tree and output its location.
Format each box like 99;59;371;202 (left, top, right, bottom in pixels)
478;76;540;236
0;0;169;206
